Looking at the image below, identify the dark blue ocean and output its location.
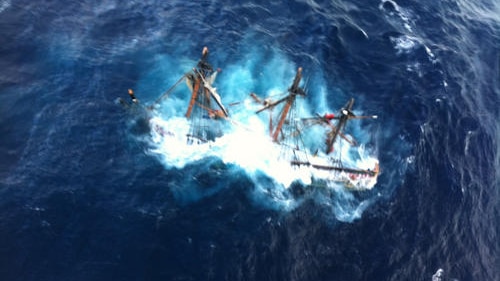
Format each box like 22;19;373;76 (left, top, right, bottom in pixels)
0;0;498;280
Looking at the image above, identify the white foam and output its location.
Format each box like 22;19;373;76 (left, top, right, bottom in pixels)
0;0;10;14
149;98;379;191
432;268;444;281
390;35;419;54
379;0;414;32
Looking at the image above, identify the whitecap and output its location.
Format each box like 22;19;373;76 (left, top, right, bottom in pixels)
379;0;415;32
432;268;445;281
390;35;419;54
0;0;10;14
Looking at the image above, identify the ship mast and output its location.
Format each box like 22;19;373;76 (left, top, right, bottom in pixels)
185;76;201;118
272;67;304;142
255;67;306;142
325;98;354;153
185;47;211;118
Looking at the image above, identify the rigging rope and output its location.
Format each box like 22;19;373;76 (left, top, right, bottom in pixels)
151;74;187;107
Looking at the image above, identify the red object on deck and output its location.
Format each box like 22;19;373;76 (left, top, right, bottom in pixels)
324;113;335;120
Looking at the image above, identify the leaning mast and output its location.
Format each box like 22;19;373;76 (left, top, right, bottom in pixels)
255;67;305;142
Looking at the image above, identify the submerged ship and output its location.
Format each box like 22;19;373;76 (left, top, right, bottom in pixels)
122;48;379;190
251;67;380;190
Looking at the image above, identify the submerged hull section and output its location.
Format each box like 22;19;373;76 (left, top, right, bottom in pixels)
290;160;379;190
291;161;379;190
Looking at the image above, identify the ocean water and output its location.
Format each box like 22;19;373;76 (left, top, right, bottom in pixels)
0;0;498;280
